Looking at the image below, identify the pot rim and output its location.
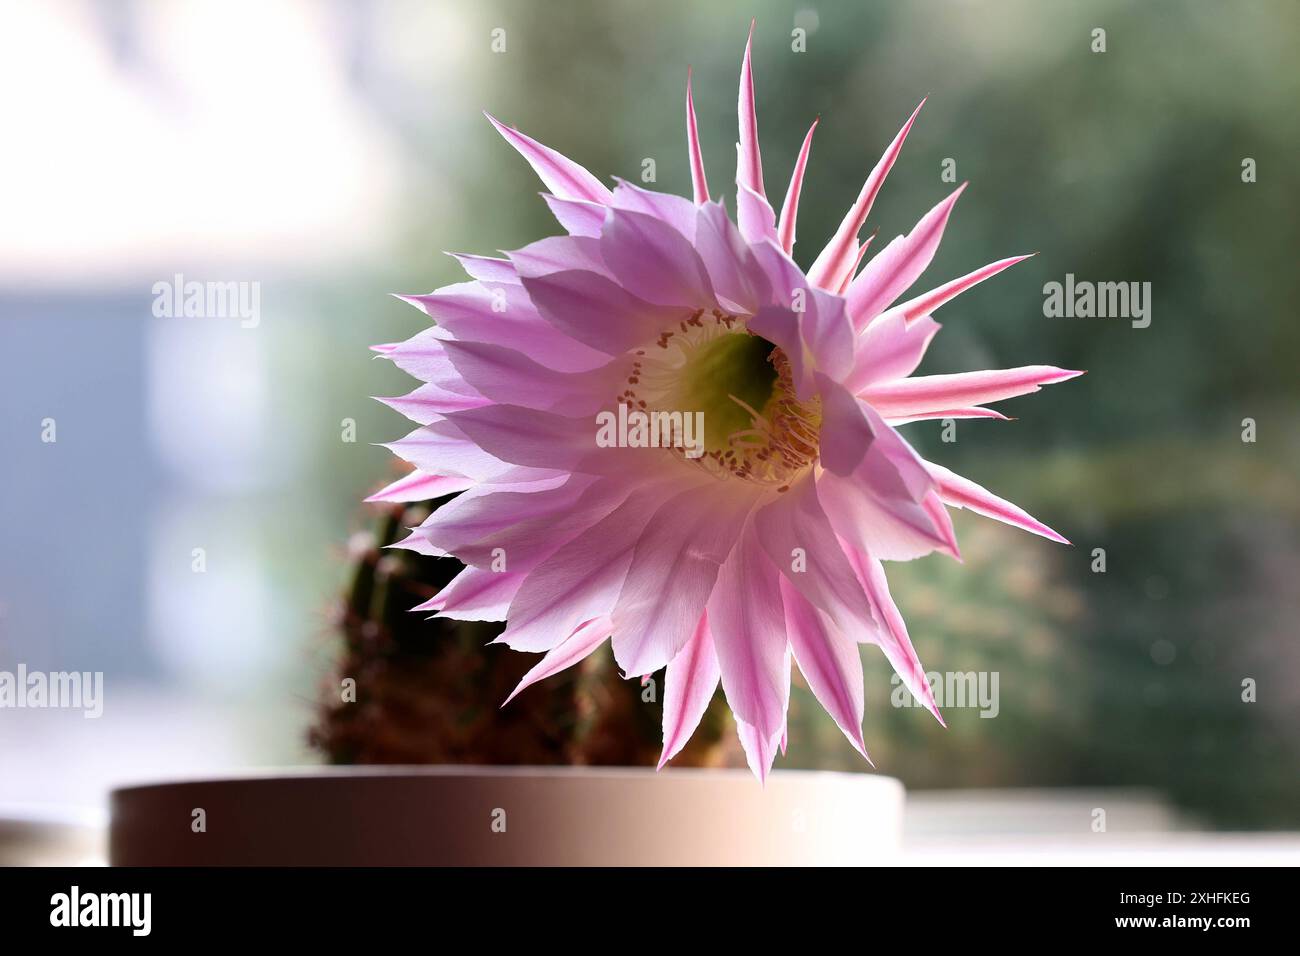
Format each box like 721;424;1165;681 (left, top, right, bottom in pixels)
111;764;901;798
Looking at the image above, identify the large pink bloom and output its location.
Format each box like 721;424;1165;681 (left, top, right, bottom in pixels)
372;26;1080;780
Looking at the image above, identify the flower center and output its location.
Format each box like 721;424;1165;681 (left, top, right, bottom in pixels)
621;309;821;488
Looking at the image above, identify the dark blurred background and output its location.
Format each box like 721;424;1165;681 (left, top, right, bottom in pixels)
1;0;1296;830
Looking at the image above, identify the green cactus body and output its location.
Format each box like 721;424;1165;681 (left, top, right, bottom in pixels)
312;487;740;767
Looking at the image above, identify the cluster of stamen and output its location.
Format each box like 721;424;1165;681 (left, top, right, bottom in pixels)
715;349;820;488
613;309;821;489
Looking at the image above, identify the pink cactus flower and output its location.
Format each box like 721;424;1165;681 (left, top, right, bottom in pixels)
372;24;1081;780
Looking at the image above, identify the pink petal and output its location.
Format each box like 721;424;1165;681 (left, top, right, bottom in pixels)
507;235;610;280
439;404;614;476
807;100;924;290
736;179;778;245
611;482;758;677
502;618;613;705
658;613;721;768
817;467;954;563
610;179;699;242
780;577;869;759
400;282;609;373
816;375;927;488
365;470;475;503
414;474;576;545
439;339;620;416
542;193;605;237
499;478;688;651
861;366;1084;420
884;406;1010;425
925;460;1070;544
747;243;855;390
485;112;613;205
753;477;876;635
886;254;1035;324
449;253;519;284
737;20;764;199
923;488;962;561
803;289;858;382
417;565;525;621
387;529;445;557
735;717;783;784
599;207;716;308
374;383;489;425
706;526;790;738
383;421;514;482
380;326;459;387
835;233;876;294
694;201;772;314
845;312;941;392
686;67;710;205
845;182;966;330
844;543;944;726
814;381;955;562
747;235;805;307
777;117;818;254
520;268;685;357
416;474;602;565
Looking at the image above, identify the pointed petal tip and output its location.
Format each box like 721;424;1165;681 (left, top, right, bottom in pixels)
736;18;765;200
1035;519;1072;546
777;115;820;251
391;292;427;311
849;727;871;763
849;725;875;767
809;103;929;289
686;64;711;205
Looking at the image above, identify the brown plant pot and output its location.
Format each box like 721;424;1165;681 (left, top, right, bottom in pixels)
111;766;903;866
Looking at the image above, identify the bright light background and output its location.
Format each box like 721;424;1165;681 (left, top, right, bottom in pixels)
1;0;1297;858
